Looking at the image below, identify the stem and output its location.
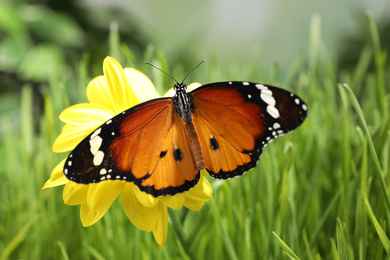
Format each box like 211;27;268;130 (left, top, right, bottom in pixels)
168;209;195;260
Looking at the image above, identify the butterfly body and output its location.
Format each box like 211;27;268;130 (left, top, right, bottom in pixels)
64;81;307;197
173;83;206;170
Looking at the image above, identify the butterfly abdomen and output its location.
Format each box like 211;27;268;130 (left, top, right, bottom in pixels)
183;113;205;169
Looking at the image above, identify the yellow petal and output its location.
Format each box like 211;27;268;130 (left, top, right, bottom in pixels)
42;159;68;189
187;82;202;92
80;202;108;226
184;198;205;211
163;88;175;97
124;68;161;102
152;203;168;247
60;103;114;125
132;184;158;208
63;182;88;205
87;181;123;212
53;123;103;153
160;193;185;210
184;175;213;201
103;57;138;113
87;75;116;112
121;183;159;232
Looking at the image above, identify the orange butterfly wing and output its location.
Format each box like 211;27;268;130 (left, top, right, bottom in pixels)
64;98;199;196
190;82;307;178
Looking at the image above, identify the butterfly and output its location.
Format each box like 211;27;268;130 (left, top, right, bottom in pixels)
63;64;307;197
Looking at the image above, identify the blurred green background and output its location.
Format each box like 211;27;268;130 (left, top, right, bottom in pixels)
1;0;390;259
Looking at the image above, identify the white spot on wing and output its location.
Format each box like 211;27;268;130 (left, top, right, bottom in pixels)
89;135;103;155
273;122;281;129
91;128;101;139
93;151;105;166
68;161;72;166
100;168;107;175
267;106;280;119
64;169;68;174
243;82;250;86
260;89;276;106
295;98;300;105
106;119;112;125
255;84;267;90
302;104;308;111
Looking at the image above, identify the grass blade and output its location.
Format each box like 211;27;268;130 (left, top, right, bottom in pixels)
208;199;239;260
0;214;39;260
108;21;121;62
273;232;301;260
56;241;70;260
339;83;390;211
366;12;387;113
364;197;390;253
336;219;349;260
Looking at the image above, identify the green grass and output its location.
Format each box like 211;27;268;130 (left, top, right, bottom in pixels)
1;13;390;259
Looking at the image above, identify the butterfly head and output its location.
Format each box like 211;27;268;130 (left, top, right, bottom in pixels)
174;82;187;94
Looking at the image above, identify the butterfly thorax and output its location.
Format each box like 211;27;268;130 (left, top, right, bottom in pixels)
173;82;205;169
174;83;193;118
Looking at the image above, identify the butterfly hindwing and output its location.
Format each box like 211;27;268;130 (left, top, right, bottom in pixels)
64;98;200;196
190;81;307;179
136;112;200;195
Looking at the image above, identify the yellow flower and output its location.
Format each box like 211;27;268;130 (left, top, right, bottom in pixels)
43;57;212;246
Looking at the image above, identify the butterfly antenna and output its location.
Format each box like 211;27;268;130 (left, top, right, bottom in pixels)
181;59;206;83
144;62;179;84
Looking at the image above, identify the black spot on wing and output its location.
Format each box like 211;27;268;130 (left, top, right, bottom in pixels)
174;147;183;162
160;150;167;158
210;136;219;151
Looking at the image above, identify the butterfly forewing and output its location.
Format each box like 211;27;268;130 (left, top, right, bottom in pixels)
190;82;307;179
